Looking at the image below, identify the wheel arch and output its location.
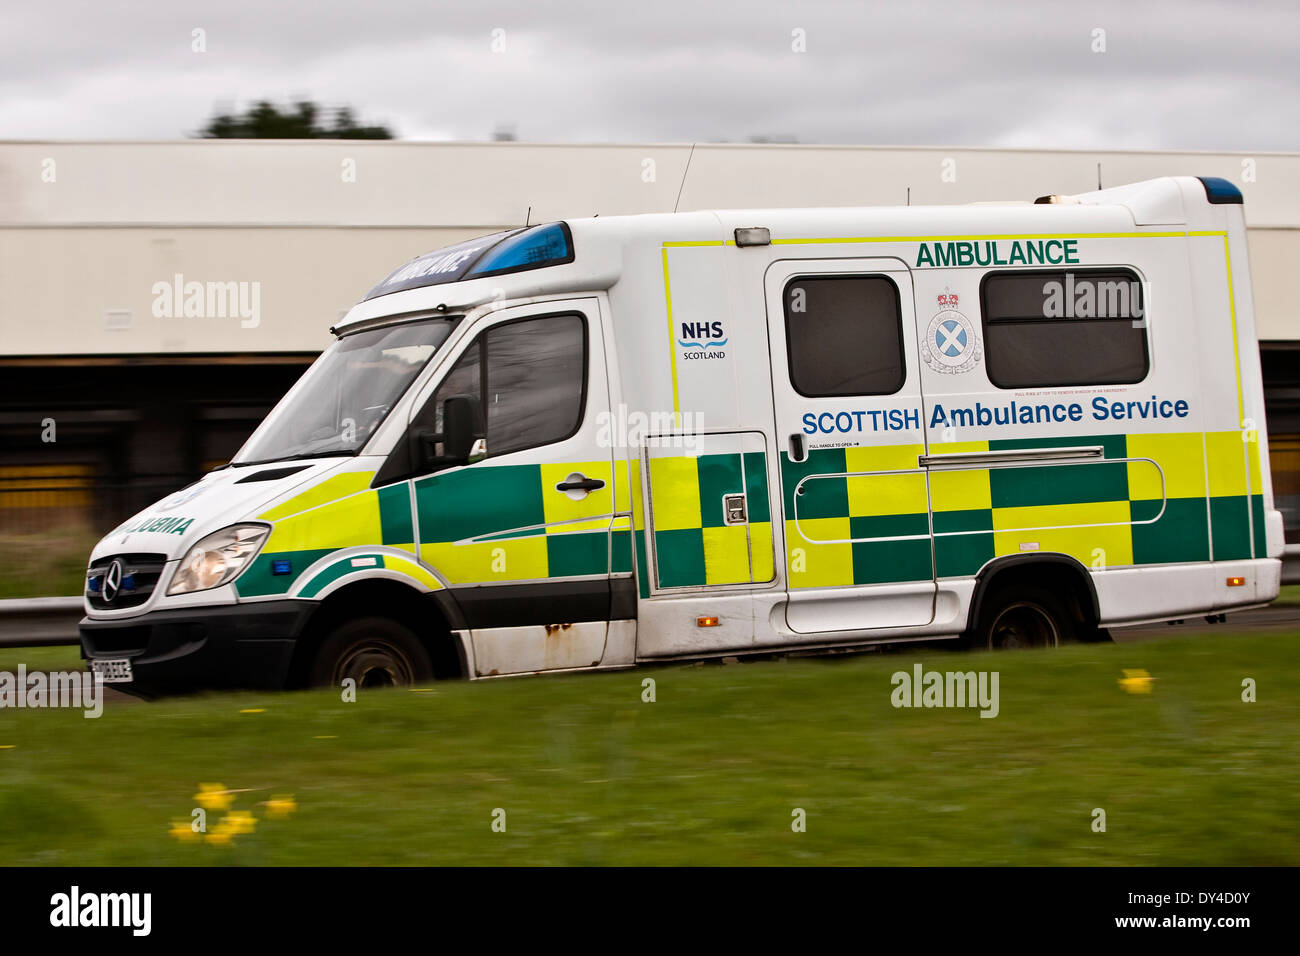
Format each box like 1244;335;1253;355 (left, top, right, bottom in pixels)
964;553;1100;636
287;578;468;686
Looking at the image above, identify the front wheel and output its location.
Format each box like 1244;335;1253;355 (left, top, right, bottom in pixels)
971;587;1075;650
309;616;433;689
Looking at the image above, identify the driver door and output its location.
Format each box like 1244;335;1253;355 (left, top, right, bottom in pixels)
396;298;618;675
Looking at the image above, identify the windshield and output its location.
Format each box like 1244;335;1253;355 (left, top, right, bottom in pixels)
234;318;455;465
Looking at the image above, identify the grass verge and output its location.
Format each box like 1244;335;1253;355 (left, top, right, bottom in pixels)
0;631;1296;865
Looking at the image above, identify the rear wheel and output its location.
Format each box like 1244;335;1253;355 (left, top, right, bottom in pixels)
972;586;1075;650
309;616;433;689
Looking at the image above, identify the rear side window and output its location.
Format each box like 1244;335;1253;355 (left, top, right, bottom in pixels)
783;275;905;396
981;269;1149;387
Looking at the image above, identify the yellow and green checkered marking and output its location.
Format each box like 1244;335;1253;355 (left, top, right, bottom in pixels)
644;450;773;590
781;431;1264;588
236;461;621;598
414;460;615;584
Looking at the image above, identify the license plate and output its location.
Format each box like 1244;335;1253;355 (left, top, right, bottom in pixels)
90;658;133;683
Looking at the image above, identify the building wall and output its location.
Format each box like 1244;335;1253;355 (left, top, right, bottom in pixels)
1;141;1296;354
0;140;1295;541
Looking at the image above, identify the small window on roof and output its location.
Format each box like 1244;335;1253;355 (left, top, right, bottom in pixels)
467;222;574;279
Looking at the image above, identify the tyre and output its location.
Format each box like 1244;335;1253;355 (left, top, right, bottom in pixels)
971;585;1075;650
308;616;433;689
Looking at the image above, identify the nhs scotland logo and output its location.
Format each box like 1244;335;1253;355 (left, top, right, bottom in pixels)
678;320;727;361
921;290;981;374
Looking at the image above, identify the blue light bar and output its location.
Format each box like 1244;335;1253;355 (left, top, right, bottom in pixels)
1197;176;1243;205
467;222;573;278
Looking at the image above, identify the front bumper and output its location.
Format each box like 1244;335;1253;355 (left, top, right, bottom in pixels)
79;600;315;696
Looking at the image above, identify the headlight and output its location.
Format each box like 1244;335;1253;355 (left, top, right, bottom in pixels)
167;524;270;596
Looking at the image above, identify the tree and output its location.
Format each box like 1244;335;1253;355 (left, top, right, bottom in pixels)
198;100;394;139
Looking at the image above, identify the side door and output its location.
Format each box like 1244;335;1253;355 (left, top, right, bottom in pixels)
764;259;936;635
400;298;617;675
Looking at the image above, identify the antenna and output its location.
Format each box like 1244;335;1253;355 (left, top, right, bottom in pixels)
907;187;911;207
1097;163;1102;191
524;205;532;227
673;143;697;214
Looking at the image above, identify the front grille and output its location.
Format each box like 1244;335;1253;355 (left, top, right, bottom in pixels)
86;553;168;610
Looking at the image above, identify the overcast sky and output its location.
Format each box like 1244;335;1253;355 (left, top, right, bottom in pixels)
2;0;1295;150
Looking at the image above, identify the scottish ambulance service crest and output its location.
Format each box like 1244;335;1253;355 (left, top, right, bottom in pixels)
921;289;981;374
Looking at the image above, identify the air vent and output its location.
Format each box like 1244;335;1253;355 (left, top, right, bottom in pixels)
234;465;312;483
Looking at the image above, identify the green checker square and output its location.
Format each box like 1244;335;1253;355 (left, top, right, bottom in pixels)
1251;494;1266;558
697;453;745;528
377;484;414;545
655;528;706;588
1131;497;1210;564
612;528;634;574
416;464;544;543
546;530;609;578
852;538;933;585
932;508;992;535
936;533;994;578
989;461;1128;509
743;451;771;523
781;447;847;516
635;529;651;598
849;512;930;540
1210;495;1252;561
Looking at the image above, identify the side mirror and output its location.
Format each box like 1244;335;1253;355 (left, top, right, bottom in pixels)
441;394;483;462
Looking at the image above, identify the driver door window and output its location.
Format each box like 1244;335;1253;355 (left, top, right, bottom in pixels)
419;312;586;461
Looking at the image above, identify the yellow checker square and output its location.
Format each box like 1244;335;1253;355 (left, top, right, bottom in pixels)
1247;436;1263;491
844;443;927;516
647;455;701;531
749;521;775;582
926;440;992;513
845;472;928;517
421;537;548;584
260;471;376;521
1205;431;1249;497
629;458;644;530
614;458;635;513
268;491;382;553
1125;432;1205;500
702;525;751;584
785;517;853;588
844;442;924;473
541;460;613;528
992;501;1133;568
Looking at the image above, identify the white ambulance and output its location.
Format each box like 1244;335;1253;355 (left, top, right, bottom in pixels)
81;175;1284;694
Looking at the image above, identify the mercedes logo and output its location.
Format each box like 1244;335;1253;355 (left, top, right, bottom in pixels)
102;558;124;604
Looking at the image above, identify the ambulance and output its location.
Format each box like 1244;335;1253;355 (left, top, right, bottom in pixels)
80;175;1284;694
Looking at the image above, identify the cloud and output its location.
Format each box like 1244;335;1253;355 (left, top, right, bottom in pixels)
0;0;1295;149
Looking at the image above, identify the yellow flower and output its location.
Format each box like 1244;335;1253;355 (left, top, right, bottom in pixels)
222;810;257;835
265;795;297;819
1119;669;1155;694
169;820;200;842
195;783;234;811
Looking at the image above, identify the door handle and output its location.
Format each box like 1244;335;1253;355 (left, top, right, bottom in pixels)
555;474;606;493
